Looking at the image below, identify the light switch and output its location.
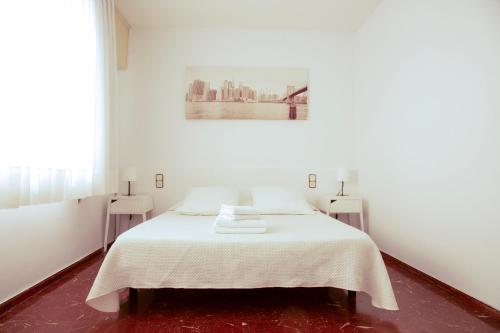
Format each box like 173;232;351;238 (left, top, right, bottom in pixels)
155;173;164;188
308;174;316;188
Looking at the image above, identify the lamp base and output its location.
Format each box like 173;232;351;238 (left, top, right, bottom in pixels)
336;181;348;196
127;181;134;196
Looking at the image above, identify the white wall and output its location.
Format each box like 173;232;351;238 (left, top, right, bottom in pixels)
0;28;359;305
117;29;358;214
0;197;107;305
355;0;500;310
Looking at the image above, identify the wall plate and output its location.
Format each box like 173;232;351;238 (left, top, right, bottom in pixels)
155;173;164;188
308;174;316;188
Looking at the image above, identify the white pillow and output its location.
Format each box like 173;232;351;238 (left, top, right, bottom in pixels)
175;187;239;215
251;187;315;215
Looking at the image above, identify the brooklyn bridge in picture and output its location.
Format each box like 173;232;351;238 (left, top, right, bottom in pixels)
185;67;309;120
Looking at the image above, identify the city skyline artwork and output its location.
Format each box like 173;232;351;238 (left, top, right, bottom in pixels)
185;66;309;120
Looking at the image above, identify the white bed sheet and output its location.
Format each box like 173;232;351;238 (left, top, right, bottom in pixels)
86;212;398;312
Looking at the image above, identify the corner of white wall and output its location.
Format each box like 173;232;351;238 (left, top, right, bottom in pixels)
353;0;500;310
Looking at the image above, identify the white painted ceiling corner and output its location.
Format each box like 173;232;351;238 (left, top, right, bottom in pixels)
116;0;382;32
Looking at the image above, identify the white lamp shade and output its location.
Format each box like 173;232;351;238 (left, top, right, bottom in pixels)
336;168;351;182
121;167;136;182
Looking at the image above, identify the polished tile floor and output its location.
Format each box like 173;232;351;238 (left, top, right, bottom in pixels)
1;253;499;333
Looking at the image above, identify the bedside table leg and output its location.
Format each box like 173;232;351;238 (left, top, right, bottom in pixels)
360;211;365;232
115;215;119;239
104;211;110;252
142;213;147;222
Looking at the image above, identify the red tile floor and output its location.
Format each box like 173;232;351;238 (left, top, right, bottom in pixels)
0;253;499;332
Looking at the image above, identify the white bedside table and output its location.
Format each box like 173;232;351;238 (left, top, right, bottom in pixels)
103;194;154;252
318;194;365;232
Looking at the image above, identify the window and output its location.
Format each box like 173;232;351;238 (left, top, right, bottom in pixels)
0;0;117;208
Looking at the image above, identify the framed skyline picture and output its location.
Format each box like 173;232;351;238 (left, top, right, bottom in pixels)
185;66;309;120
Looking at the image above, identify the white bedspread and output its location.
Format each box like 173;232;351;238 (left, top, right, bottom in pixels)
86;212;398;312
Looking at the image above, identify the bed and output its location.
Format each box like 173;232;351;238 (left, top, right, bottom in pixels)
86;211;398;312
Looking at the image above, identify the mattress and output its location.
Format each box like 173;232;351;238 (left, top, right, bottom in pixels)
86;212;398;312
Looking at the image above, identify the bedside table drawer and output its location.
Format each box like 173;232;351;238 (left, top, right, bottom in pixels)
109;195;154;214
330;199;362;213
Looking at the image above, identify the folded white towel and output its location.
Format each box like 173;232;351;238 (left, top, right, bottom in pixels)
215;215;268;228
214;226;267;234
220;204;259;215
218;213;261;221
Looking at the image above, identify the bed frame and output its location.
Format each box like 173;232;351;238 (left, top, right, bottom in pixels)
128;288;357;311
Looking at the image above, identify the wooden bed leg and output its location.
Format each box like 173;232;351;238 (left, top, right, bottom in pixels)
129;288;155;313
347;290;356;311
129;288;138;304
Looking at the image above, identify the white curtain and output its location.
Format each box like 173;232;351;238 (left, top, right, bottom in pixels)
0;0;118;208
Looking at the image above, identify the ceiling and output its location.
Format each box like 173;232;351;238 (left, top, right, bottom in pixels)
116;0;381;32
